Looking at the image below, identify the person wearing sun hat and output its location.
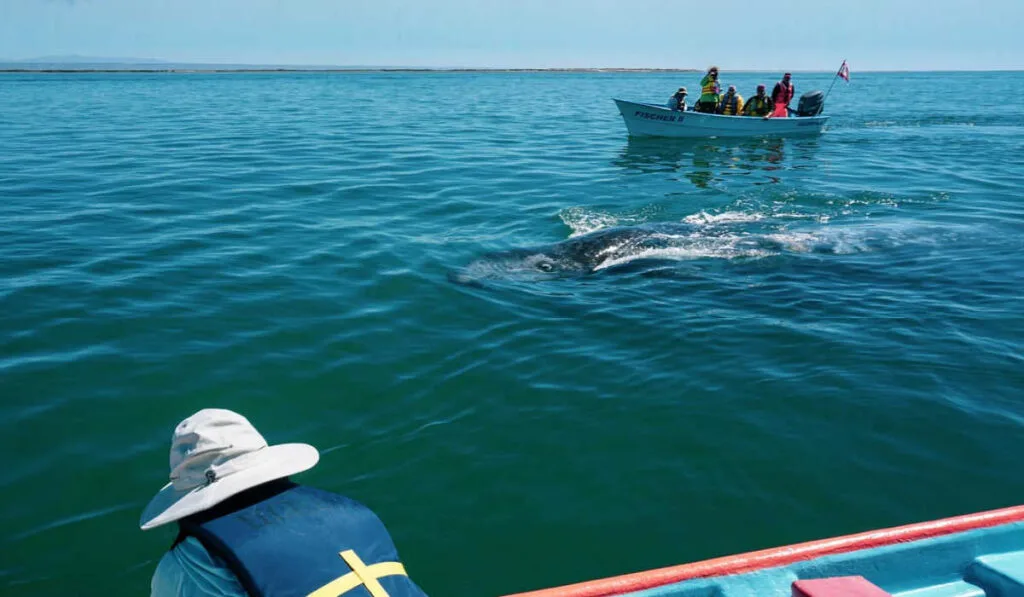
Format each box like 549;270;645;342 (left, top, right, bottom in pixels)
142;408;428;597
667;87;688;111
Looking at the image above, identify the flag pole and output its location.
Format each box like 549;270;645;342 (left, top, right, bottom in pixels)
823;59;846;103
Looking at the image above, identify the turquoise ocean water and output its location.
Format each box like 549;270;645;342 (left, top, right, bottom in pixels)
1;71;1023;596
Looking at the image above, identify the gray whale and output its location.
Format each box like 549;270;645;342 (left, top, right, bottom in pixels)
449;222;792;284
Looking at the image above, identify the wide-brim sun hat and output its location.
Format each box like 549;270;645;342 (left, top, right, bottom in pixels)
139;408;319;530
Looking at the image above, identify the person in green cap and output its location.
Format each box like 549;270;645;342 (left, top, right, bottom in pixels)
695;66;721;114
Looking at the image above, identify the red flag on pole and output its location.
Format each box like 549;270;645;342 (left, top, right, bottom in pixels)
837;60;850;82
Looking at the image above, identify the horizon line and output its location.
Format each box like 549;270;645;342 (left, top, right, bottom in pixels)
1;65;1022;74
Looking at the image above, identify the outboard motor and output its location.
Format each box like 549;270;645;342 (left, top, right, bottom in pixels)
796;90;825;116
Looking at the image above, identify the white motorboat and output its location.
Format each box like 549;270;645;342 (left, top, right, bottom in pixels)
613;98;829;139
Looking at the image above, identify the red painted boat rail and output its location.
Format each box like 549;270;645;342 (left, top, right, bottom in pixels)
503;504;1024;597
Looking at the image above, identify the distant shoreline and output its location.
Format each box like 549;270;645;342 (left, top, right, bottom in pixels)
0;67;706;74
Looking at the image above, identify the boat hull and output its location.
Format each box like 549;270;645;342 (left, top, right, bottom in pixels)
614;99;828;139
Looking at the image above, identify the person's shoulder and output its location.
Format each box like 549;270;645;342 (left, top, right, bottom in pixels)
151;537;248;597
151;542;190;597
152;537;218;582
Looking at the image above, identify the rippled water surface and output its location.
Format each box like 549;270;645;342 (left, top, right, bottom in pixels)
2;71;1024;596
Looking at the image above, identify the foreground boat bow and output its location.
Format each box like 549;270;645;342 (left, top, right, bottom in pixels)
503;503;1024;596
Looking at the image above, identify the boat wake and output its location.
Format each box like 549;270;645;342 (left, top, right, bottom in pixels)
588;226;900;272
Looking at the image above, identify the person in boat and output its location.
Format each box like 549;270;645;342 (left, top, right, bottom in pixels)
771;73;795;117
667;87;688;111
717;85;744;116
743;84;773;117
141;408;429;597
695;66;721;113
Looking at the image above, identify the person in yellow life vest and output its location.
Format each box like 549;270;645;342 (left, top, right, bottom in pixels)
695;66;721;113
743;84;773;117
717;85;744;116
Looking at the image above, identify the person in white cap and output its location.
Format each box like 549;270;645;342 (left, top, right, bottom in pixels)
141;408;428;597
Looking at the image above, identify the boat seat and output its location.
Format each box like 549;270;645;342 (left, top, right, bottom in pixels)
967;551;1024;596
894;580;985;597
793;576;892;597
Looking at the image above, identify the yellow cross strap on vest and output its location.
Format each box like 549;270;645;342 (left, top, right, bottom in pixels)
307;550;409;597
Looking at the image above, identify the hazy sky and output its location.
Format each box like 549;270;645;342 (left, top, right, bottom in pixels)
2;0;1022;70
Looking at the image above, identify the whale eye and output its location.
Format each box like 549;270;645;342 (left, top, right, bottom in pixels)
537;261;554;272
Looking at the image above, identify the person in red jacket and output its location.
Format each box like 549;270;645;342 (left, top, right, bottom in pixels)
770;73;795;117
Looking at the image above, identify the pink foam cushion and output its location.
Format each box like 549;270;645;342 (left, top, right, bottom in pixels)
792;576;892;597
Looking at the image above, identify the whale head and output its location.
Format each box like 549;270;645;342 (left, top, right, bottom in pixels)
449;246;592;285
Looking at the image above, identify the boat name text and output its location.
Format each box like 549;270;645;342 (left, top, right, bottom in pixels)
634;110;682;123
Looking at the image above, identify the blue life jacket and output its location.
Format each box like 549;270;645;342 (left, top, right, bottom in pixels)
176;480;428;597
719;93;739;115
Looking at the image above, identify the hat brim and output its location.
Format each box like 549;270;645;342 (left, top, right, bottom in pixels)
139;443;319;530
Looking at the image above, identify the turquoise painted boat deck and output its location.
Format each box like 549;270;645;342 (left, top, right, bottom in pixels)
623;521;1024;597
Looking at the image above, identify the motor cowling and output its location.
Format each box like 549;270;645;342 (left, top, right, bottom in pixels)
796;90;825;116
